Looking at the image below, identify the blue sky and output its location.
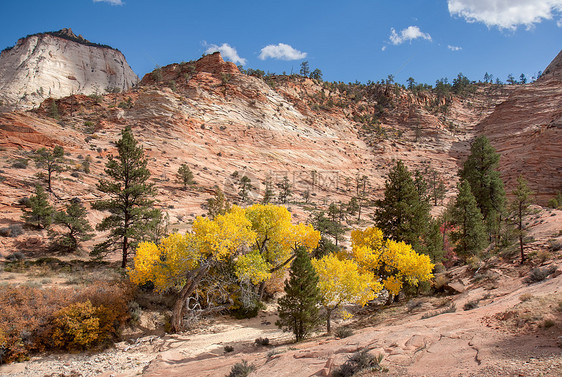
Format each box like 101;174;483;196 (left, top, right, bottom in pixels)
1;0;560;85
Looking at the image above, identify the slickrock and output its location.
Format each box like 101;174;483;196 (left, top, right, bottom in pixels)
0;28;138;111
478;78;562;204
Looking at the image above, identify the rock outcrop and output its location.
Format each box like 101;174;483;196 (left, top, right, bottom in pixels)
0;51;560;250
0;28;138;111
478;51;562;204
539;50;562;82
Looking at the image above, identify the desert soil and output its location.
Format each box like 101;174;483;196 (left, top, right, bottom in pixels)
1;208;561;377
0;260;560;377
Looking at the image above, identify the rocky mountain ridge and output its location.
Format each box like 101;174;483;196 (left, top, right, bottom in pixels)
0;51;560;254
0;28;138;112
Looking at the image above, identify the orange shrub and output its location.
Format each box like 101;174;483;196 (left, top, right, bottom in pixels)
0;286;70;363
73;281;134;335
0;281;134;363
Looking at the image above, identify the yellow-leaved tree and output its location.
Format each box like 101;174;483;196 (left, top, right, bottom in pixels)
129;204;320;332
244;204;321;298
351;227;434;303
129;206;256;332
312;254;381;333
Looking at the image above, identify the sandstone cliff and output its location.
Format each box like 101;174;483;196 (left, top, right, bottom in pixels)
0;28;138;112
0;52;560;251
0;52;502;245
539;49;562;82
478;50;562;204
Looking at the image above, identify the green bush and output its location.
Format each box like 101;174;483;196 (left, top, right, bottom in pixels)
334;327;354;339
6;252;24;261
547;191;562;209
332;350;386;377
11;158;28;169
226;360;255;377
463;300;479;311
525;266;558;284
254;337;269;346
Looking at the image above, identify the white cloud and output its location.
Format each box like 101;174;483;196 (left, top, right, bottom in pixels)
558;18;562;26
448;45;463;51
204;43;247;65
258;43;307;61
381;46;387;52
93;0;123;5
389;26;432;45
448;0;562;30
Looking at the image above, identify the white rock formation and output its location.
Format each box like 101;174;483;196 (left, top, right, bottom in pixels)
0;28;138;111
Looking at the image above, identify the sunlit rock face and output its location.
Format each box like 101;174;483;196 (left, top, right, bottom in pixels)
0;28;138;112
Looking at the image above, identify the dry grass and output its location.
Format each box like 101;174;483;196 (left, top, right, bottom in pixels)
492;292;562;334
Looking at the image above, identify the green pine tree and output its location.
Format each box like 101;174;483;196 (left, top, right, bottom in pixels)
238;176;254;203
311;209;344;247
261;176;274;204
450;180;487;258
425;218;445;263
459;136;506;239
34;145;65;193
374;160;430;253
53;200;94;251
276;246;321;342
22;185;53;229
277;176;292;204
347;197;360;217
47;99;60;119
92;126;162;268
414;169;430;204
176;163;194;189
206;186;231;220
355;174;368;221
327;202;345;246
421;166;446;206
509;175;534;263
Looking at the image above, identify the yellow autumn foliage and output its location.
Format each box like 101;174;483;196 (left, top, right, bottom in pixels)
351;227;434;296
129;205;257;291
312;254;381;311
129;204;319;299
245;204;320;271
234;249;272;285
192;205;256;260
51;300;103;350
129;233;198;291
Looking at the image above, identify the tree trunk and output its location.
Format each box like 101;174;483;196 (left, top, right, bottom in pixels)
171;283;192;333
326;309;332;334
258;281;266;301
519;204;525;263
170;264;211;333
121;235;128;269
47;166;53;192
386;293;395;306
122;210;130;269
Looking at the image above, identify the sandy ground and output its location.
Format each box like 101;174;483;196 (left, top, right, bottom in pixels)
1;208;561;377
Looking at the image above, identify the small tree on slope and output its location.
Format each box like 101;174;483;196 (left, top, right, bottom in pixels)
276;246;321;342
53;200;94;251
93;126;161;268
22;185;53;229
509;175;534;263
459;135;506;240
450;180;487;258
